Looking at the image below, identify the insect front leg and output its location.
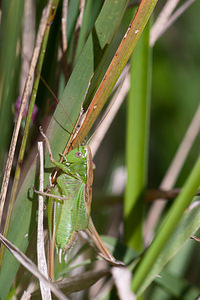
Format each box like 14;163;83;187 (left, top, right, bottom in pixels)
39;126;70;173
39;126;56;164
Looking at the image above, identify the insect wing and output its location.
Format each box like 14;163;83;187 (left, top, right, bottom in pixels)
71;183;88;231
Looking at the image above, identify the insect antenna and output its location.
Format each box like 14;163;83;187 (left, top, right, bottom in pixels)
37;70;74;136
37;71;87;155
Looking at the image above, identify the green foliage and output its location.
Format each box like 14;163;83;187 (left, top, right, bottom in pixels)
125;20;151;251
0;0;200;299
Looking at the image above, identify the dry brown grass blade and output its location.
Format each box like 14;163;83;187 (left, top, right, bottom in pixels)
37;141;52;300
61;0;68;53
86;218;124;267
144;104;200;244
0;0;53;226
54;268;110;295
76;0;86;30
150;0;196;46
69;0;158;150
20;282;36;300
112;267;136;300
0;233;69;300
89;67;130;157
20;0;35;97
150;0;181;46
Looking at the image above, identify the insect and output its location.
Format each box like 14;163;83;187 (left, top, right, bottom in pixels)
36;127;122;279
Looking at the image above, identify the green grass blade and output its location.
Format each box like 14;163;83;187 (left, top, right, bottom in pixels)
45;0;130;164
155;269;200;299
74;0;104;63
71;0;158;148
2;0;59;253
132;155;200;294
66;0;80;43
124;20;151;252
137;202;200;295
0;1;132;297
0;0;25;174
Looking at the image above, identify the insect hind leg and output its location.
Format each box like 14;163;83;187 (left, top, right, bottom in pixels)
64;231;78;252
58;231;78;263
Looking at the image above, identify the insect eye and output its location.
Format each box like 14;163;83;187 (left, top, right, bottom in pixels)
75;151;82;158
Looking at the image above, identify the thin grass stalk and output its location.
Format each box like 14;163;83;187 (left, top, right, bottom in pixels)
144;104;200;244
0;0;25;173
0;234;69;300
0;0;60;265
89;69;130;157
37;142;52;300
0;0;53;226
